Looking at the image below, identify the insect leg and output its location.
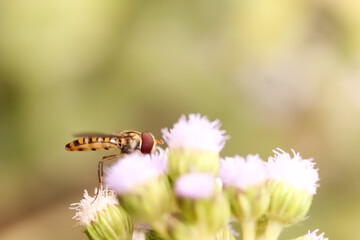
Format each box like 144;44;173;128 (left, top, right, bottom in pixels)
94;154;122;202
98;154;120;184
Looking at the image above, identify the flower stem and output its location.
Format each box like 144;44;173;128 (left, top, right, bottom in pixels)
241;219;256;240
263;220;283;240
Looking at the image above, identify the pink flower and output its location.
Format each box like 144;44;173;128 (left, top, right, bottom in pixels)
220;154;268;189
161;114;228;152
175;172;215;199
267;148;319;195
104;152;167;195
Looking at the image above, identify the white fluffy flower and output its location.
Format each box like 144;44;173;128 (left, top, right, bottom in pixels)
161;114;229;153
220;154;268;189
150;147;169;173
267;148;319;195
175;172;215;199
104;153;165;195
304;229;328;240
70;188;118;226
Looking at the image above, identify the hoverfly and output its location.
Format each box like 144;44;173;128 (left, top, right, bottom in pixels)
65;130;164;194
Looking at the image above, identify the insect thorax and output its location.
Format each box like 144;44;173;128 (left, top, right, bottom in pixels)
119;131;142;154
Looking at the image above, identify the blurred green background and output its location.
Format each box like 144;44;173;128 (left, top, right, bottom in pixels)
0;0;359;239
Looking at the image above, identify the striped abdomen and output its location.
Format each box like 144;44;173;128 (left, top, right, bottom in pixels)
65;137;120;151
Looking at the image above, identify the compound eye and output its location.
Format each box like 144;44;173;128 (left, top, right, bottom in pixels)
141;132;154;154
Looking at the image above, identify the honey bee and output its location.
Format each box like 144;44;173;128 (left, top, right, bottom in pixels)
65;130;164;192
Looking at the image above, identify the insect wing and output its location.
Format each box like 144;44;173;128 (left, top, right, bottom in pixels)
72;132;121;138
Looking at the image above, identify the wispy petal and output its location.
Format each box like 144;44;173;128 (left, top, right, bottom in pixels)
161;114;229;152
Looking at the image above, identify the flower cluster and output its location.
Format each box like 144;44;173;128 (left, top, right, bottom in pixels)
70;114;327;240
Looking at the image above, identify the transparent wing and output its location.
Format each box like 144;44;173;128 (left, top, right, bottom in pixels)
72;132;121;138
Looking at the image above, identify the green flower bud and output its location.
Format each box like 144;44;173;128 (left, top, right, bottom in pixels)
262;149;319;240
267;180;312;225
168;150;220;180
119;175;173;223
220;155;270;240
226;184;270;221
175;173;230;236
104;153;173;224
220;155;270;222
85;204;133;240
71;188;133;240
161;114;228;180
177;196;230;232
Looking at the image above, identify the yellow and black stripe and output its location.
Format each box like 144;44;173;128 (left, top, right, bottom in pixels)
65;137;119;151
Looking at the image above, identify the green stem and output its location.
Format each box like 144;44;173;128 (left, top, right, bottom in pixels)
241;219;256;240
263;220;283;240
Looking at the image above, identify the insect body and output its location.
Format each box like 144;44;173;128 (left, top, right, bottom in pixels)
65;130;162;154
65;130;164;197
